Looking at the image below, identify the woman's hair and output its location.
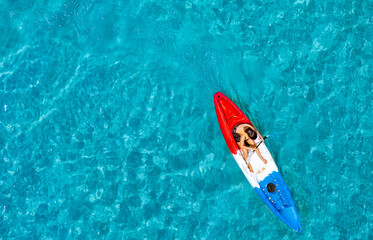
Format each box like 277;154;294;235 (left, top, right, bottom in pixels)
232;126;241;142
245;127;257;140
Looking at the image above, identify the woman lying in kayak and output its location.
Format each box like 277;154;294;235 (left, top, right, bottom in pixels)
233;124;268;172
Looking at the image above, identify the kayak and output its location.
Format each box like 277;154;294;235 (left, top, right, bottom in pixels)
213;92;302;232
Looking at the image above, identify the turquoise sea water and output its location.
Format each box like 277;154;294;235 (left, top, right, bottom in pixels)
1;0;372;239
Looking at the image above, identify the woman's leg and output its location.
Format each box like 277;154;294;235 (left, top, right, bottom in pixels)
242;150;254;172
255;148;267;164
248;163;254;172
242;149;248;161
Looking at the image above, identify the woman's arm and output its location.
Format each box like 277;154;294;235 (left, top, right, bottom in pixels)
239;136;250;150
247;146;257;150
241;145;251;150
240;136;257;150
